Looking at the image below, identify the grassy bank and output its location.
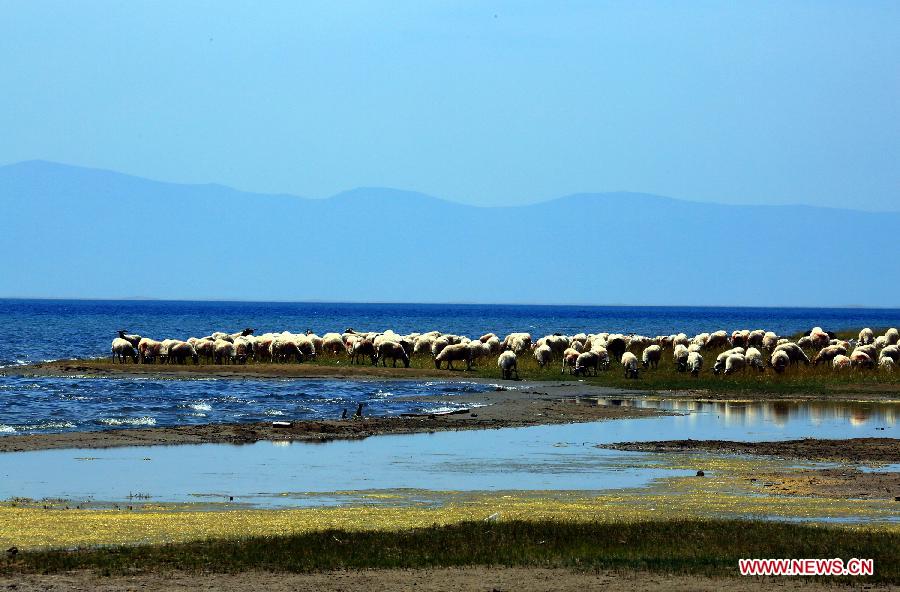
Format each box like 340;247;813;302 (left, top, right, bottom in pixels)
3;520;897;583
14;338;900;395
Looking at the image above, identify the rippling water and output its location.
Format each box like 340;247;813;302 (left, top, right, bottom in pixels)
0;377;487;435
2;298;899;366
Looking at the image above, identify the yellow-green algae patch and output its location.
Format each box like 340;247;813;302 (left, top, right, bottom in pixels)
2;479;897;550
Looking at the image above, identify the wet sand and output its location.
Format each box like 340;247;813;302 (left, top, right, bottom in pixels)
0;383;662;453
3;567;893;592
600;438;900;463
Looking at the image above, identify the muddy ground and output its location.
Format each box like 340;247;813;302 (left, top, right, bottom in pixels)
2;567;894;592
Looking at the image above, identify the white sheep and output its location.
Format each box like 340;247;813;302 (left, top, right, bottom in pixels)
435;343;473;370
879;345;900;363
813;345;847;366
858;328;874;345
561;348;580;374
885;328;899;346
687;351;703;376
850;350;874;369
724;354;746;375
574;351;601;376
621;351;639;379
377;340;410;368
832;354;851;370
762;331;778;350
214;339;235;364
641;345;662;369
533;344;553;368
771;350;790;373
321;333;345;355
673;344;689;372
498;350;518;380
111;337;137;363
878;356;895;371
745;347;765;372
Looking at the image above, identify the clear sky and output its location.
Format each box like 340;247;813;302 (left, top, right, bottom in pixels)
1;1;897;210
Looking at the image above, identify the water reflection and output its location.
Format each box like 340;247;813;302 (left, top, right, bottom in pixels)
590;397;897;429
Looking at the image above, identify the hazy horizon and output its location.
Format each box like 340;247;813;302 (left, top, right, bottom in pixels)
2;2;898;211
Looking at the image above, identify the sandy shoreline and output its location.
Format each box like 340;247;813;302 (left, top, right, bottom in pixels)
0;382;662;452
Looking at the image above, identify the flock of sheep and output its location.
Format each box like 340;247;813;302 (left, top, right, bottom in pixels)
110;326;900;379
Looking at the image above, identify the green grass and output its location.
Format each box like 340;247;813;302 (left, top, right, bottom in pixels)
306;346;900;395
3;520;898;582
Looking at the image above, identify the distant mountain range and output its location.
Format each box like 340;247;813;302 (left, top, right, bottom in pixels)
2;160;898;307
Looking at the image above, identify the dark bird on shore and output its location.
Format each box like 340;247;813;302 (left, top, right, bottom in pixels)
6;546;17;557
341;408;348;419
355;402;364;418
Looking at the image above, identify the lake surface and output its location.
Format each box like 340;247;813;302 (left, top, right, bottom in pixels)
1;398;894;507
2;298;899;366
0;377;486;434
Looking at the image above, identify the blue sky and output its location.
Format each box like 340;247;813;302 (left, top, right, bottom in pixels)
1;1;897;210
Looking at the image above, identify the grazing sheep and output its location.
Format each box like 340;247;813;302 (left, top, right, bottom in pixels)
251;335;274;362
378;340;410;368
431;336;451;358
168;341;198;365
747;330;766;348
138;338;162;364
879;345;900;363
434;343;473;371
214;339;235;364
533;344;553;368
641;345;662;369
111;338;137;363
232;336;253;364
705;331;729;350
621;351;639;379
673;344;689;372
879;357;895;371
854;343;878;361
730;330;749;349
348;338;377;365
809;327;831;350
193;339;216;363
498;351;518;380
561;348;580;374
773;342;810;366
501;332;532;355
771;350;790;373
858;328;875;345
321;333;345;355
724;354;746;375
762;332;778;350
850;350;874;369
483;335;502;354
796;336;813;350
573;351;601;376
813;345;848;366
885;328;899;346
745;347;765;372
687;351;703;376
832;354;851;370
606;335;628;364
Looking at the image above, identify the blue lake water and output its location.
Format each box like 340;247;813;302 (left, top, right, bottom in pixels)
0;399;895;507
0;377;485;434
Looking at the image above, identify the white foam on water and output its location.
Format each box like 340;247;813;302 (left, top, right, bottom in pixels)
99;417;156;427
